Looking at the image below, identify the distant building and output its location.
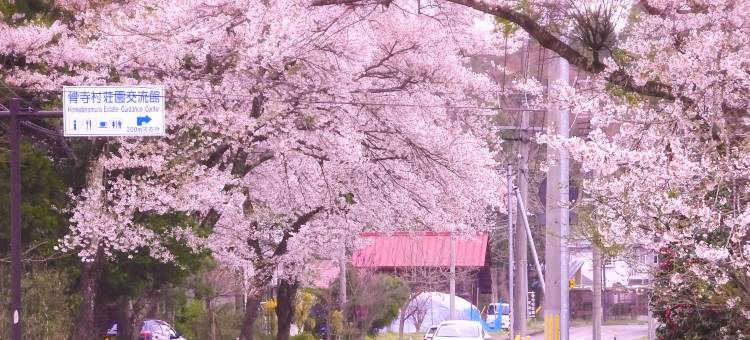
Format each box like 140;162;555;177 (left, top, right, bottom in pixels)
568;242;655;320
350;232;493;307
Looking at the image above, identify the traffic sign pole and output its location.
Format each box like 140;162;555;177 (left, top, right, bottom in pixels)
9;98;22;340
1;99;63;340
3;85;164;339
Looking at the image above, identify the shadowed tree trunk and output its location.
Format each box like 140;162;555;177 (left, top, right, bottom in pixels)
276;279;299;340
398;309;407;340
498;264;510;303
207;296;217;340
71;245;105;339
240;294;263;340
116;297;134;340
490;266;499;304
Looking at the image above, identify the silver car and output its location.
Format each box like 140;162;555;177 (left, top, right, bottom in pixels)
432;320;490;340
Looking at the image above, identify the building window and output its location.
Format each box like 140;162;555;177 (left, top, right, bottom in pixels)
628;278;652;286
604;257;615;267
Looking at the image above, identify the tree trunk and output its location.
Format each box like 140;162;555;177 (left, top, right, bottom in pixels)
276;279;299;340
414;312;425;333
240;294;263;340
236;292;245;313
129;294;157;340
498;263;510;303
398;308;407;340
71;245;105;340
116;297;134;340
490;266;499;304
207;296;217;340
592;247;602;340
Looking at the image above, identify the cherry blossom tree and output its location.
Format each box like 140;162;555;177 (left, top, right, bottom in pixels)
1;1;515;338
434;0;750;336
313;0;750;337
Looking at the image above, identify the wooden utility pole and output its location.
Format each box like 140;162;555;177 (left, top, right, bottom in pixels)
8;98;22;340
1;99;64;340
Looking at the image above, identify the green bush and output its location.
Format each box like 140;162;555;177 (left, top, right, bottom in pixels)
174;298;244;340
0;266;79;340
292;332;316;340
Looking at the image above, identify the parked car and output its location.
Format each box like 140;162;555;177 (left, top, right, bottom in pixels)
423;325;439;340
104;319;186;340
432;320;490;340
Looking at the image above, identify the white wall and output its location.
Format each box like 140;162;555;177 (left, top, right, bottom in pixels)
570;245;655;288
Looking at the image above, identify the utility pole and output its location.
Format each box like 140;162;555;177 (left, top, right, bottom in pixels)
1;98;64;340
544;52;571;340
507;164;515;337
9;98;22;340
513;40;531;338
449;234;456;319
593;246;603;340
515;189;545;295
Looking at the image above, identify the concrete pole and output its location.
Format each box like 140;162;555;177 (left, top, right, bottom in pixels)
558;54;570;340
515;188;545;295
592;246;603;340
557;52;571;340
507;165;515;337
512;39;531;337
544;52;571;340
450;234;457;319
513;95;530;337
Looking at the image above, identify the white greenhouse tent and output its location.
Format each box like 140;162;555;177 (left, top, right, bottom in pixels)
386;291;480;333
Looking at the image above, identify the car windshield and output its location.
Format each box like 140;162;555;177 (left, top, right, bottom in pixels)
427;327;438;335
435;324;480;337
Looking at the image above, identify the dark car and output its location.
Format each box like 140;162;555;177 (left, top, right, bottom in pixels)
104;319;186;340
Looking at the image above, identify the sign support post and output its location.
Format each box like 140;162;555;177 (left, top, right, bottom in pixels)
1;98;63;340
2;85;165;339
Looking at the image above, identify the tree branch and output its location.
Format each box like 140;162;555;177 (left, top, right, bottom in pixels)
441;0;603;73
315;0;689;103
273;206;324;257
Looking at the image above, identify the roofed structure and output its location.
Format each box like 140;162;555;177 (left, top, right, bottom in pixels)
352;232;488;268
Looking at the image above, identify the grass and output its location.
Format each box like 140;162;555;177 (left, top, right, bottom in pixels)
374;332;426;340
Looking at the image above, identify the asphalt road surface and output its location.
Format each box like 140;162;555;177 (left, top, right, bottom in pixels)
528;324;648;340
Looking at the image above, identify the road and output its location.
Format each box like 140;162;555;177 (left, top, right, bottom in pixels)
528;324;648;340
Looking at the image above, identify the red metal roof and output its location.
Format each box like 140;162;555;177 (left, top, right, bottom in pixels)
352;232;488;268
